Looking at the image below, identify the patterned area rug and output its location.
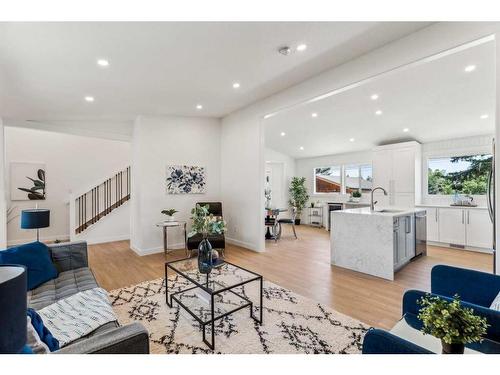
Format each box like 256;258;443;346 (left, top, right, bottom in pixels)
109;272;368;354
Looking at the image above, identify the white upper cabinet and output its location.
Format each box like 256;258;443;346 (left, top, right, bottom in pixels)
372;142;422;207
372;149;392;191
392;147;416;193
466;209;493;249
438;208;466;246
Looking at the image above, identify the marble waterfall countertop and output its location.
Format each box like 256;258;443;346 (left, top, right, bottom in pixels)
339;207;426;217
330;207;424;280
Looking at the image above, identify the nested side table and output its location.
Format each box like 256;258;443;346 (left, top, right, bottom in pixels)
156;221;188;257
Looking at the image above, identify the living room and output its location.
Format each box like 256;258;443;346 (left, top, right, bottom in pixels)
1;2;500;374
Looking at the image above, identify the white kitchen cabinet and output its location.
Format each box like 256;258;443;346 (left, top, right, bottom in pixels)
425;207;439;242
438;208;466;246
372;142;421;209
372;149;392;190
466;209;493;249
392;148;416;193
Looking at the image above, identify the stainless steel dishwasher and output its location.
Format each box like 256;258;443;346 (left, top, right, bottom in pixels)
413;210;427;259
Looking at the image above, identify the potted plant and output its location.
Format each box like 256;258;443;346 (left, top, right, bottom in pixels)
417;294;489;354
288;177;309;225
351;190;362;203
161;208;178;222
189;204;226;274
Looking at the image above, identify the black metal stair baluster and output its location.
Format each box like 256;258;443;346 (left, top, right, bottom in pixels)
97;185;100;219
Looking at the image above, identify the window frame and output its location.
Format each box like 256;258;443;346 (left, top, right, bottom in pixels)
312;163;373;196
424;151;492;197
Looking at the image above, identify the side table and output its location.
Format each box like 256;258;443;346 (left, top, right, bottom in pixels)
156;221;188;257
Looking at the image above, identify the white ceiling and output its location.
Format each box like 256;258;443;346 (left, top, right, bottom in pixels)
0;22;431;121
265;39;496;159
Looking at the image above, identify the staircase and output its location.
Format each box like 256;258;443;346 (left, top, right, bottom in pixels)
74;166;131;234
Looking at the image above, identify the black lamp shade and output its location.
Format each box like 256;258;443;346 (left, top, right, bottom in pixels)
0;265;27;353
21;209;50;229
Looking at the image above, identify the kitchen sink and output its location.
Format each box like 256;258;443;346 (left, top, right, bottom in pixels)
376;209;405;213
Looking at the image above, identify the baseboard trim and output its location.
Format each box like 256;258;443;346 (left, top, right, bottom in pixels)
225;237;262;252
82;234;130;245
7;234;70;246
131;242;185;256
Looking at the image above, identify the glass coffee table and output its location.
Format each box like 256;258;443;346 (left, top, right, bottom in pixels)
165;258;263;350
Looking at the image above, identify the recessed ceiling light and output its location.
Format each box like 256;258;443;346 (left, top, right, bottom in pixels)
370;94;379;100
196;104;203;110
480;114;489;119
403;128;409;132
464;65;476;72
232;82;241;89
280;132;286;136
375;110;382;116
299;146;304;150
84;96;94;102
349;138;355;142
311;113;318;118
97;59;109;67
296;44;307;52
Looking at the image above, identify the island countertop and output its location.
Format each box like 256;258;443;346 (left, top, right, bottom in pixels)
336;207;426;217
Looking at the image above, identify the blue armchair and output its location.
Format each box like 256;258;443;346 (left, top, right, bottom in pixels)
362;265;500;354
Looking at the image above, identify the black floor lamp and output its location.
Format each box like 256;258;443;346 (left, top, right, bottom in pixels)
20;209;50;242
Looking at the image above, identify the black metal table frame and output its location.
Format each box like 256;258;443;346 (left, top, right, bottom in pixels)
165;259;263;350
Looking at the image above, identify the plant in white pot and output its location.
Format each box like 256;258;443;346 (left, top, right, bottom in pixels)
288;177;309;225
350;190;362;203
161;208;178;222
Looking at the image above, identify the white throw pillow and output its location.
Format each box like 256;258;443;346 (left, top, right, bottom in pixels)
490;291;500;311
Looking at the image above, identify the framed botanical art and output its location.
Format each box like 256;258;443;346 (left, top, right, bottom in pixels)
166;165;206;194
10;162;47;201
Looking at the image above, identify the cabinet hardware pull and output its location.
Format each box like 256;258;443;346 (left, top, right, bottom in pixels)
467;210;470;224
462;210;464;224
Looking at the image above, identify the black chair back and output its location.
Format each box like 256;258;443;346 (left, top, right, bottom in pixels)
196;202;223;217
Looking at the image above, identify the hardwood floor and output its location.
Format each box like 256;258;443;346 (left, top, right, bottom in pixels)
88;225;493;330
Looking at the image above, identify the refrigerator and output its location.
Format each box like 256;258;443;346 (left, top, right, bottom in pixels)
488;139;496;274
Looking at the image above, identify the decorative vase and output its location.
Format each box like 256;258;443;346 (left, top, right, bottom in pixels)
197;237;213;274
441;341;465;354
165;215;174;222
295;218;301;225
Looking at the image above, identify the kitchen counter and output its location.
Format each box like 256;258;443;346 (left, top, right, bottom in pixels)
330;207;423;280
415;204;487;210
340;207;426;217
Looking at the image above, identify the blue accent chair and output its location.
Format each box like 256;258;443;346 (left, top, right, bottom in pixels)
362;265;500;354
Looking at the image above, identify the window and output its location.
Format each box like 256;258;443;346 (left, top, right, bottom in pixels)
427;154;492;195
314;166;341;193
345;164;373;194
313;164;373;194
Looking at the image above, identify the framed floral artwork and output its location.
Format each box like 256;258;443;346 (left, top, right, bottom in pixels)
166;165;206;194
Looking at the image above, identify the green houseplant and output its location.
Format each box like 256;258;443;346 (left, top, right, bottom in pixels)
288;177;309;225
161;208;178;222
189;204;226;274
417;294;489;354
351;190;362;202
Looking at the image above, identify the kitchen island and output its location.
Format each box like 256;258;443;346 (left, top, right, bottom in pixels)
330;207;426;280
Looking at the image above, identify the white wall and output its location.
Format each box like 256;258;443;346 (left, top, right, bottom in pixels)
4;126;131;245
221;22;500;253
130;115;221;255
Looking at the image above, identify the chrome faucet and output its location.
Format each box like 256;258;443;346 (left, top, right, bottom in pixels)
370;187;388;211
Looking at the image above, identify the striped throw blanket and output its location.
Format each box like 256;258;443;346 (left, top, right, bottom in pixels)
38;288;117;347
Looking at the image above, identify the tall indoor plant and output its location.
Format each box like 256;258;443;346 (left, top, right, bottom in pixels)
288;177;309;225
418;294;489;354
189;204;226;274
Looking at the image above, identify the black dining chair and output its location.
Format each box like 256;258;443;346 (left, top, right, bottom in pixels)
277;207;298;239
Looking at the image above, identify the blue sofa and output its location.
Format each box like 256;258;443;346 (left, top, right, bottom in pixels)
362;265;500;354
